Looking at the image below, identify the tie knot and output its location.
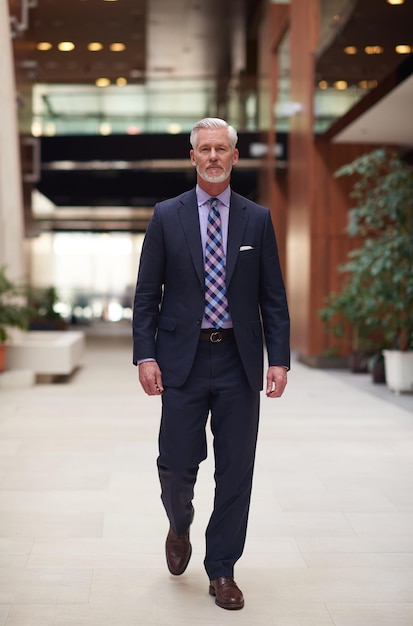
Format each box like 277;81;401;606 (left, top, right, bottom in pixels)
210;197;218;209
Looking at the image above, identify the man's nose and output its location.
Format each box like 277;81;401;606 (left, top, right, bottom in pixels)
209;148;218;159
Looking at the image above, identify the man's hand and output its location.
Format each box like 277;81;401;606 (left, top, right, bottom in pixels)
266;365;287;398
138;360;164;395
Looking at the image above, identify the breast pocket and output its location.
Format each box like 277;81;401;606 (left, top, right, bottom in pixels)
239;248;258;259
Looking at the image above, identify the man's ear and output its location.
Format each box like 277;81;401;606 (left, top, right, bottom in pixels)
190;150;196;166
232;148;239;165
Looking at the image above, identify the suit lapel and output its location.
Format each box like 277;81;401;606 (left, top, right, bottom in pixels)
226;192;248;286
178;189;204;287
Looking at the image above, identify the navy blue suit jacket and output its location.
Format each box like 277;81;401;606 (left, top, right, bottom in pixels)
133;188;290;391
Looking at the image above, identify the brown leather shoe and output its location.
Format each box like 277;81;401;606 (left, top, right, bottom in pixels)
209;577;244;610
165;528;192;576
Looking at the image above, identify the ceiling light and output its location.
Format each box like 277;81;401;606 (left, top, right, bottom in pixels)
387;0;404;4
44;122;56;137
334;81;348;90
167;124;182;135
359;80;378;89
99;122;112;136
31;120;42;137
344;46;357;55
58;41;75;52
88;42;103;51
36;42;52;51
95;77;110;87
110;43;126;52
116;77;127;86
395;44;411;54
318;80;329;89
364;46;384;55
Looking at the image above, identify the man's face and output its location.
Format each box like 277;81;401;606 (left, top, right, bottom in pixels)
190;128;239;184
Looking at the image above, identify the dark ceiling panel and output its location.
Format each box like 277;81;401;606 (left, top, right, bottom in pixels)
12;0;146;84
316;0;413;85
36;133;266;208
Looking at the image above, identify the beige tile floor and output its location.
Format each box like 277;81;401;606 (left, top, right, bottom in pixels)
1;328;413;625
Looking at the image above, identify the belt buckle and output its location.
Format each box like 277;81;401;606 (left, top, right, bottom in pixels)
209;331;222;343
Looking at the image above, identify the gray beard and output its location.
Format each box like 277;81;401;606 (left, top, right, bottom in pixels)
197;166;231;184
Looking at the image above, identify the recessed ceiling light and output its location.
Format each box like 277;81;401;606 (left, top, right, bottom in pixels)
58;41;75;52
387;0;404;5
95;77;111;87
36;41;52;51
395;44;412;54
88;42;103;51
364;46;384;55
318;80;328;89
116;77;127;86
110;43;126;52
344;46;357;55
334;80;348;90
359;80;378;89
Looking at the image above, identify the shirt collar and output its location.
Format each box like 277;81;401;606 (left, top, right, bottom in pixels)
196;184;231;209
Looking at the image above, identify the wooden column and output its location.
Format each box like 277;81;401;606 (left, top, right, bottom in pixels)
285;0;373;362
285;0;319;357
257;3;290;276
254;0;387;362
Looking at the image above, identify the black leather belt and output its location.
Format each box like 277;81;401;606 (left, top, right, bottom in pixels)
199;328;234;343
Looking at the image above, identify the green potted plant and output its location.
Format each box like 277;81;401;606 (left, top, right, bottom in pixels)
0;265;32;372
320;148;413;392
27;285;66;331
319;281;383;373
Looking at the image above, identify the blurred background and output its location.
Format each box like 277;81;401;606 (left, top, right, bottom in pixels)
2;0;413;359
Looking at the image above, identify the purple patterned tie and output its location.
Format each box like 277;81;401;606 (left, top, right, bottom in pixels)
204;198;229;328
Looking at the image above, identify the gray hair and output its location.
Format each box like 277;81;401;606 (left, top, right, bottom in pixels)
190;118;238;151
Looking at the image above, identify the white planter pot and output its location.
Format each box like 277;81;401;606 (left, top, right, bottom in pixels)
382;350;413;394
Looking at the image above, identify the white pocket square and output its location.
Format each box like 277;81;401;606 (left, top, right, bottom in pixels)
239;245;254;251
